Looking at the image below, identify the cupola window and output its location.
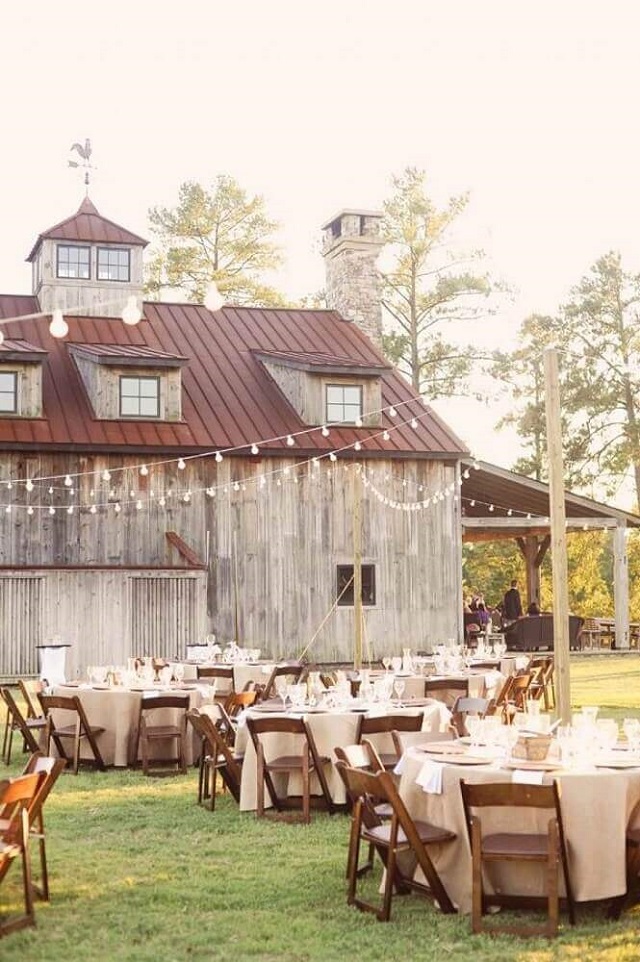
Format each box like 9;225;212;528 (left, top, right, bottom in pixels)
57;245;90;279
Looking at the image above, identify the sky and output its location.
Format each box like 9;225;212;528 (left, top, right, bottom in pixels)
1;0;639;502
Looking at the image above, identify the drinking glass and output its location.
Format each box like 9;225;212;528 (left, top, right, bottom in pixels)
393;678;405;704
382;657;392;673
174;663;185;684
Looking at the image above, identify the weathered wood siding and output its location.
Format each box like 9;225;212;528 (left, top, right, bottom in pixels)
0;452;462;666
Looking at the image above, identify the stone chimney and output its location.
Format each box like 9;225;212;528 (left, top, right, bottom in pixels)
321;209;384;346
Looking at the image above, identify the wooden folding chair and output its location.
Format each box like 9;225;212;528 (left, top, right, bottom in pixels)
18;680;45;721
0;755;66;902
460;779;575;937
186;709;244;810
38;694;106;775
390;728;456;760
356;713;424;770
334;742;389;877
135;694;189;775
196;665;234;702
609;797;640;918
425;677;469;709
335;762;456;921
1;688;46;764
0;772;43;936
260;663;306;702
246;716;334;823
528;657;555;711
450;696;494;738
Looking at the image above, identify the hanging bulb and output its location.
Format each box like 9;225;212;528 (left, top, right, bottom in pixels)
355;417;363;428
286;435;295;447
136;500;143;510
389;406;397;417
470;499;476;507
463;469;470;479
205;488;215;498
183;492;191;503
159;496;166;507
48;486;54;495
382;431;390;441
251;444;259;455
48;506;55;516
90;504;97;514
64;474;72;487
5;505;10;514
25;479;34;492
114;502;121;514
215;452;223;463
321;426;330;437
140;464;149;476
27;506;34;516
178;458;186;470
121;296;142;326
507;508;513;516
204;280;225;312
329;452;337;462
283;466;290;476
354;441;361;452
89;489;95;498
49;309;69;339
129;490;136;499
102;470;111;482
489;504;495;512
67;505;74;515
109;489;116;499
233;481;240;491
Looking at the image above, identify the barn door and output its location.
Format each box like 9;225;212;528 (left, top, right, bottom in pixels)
0;576;45;678
128;575;202;660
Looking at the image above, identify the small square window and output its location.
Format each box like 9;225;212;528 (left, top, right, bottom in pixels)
119;376;160;418
98;247;130;282
326;384;363;424
336;564;376;606
0;372;17;414
57;245;90;279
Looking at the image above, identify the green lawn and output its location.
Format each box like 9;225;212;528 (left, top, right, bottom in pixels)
2;656;640;961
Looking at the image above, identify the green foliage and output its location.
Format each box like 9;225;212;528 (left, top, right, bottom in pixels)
146;176;285;307
463;541;525;608
566;531;614;617
380;167;495;398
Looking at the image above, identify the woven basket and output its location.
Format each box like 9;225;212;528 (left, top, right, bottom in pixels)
512;733;552;761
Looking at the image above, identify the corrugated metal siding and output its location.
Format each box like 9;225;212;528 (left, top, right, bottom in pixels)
129;575;203;660
0;575;44;676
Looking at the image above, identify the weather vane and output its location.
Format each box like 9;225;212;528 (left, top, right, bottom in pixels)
68;138;95;191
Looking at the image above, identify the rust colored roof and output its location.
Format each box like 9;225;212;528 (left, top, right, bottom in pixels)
0;297;468;459
0;338;47;361
69;342;187;367
26;196;148;261
255;348;390;375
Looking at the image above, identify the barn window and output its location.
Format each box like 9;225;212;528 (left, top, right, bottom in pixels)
57;244;90;279
98;247;131;282
0;372;18;413
336;564;376;606
326;384;362;424
120;375;160;418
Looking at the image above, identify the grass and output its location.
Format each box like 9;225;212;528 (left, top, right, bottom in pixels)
2;655;640;961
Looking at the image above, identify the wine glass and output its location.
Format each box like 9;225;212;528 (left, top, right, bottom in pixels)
174;663;185;684
393;678;405;704
382;657;392;673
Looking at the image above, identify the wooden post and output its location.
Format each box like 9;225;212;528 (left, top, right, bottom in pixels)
353;464;363;670
613;523;630;649
543;348;571;723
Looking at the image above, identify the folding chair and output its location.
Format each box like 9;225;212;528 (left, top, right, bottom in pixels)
246;715;334;823
39;694;106;775
425;677;469;709
1;688;46;764
335;762;456;921
0;754;66;902
260;663;306;702
186;709;244;810
0;772;43;936
334;741;389;877
460;779;575;937
494;672;532;724
135;694;189;775
390;728;456;760
356;713;424;770
450;696;494;738
18;680;45;721
196;665;234;702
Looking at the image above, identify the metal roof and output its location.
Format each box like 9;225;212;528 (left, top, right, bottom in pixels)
26;197;148;261
0;297;468;459
69;342;187;367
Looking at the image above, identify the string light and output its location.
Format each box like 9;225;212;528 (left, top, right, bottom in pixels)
25;479;34;492
140;465;149;476
321;426;330;437
286;436;295;447
121;296;142;326
178;459;186;470
251;444;259;455
49;310;69;339
215;452;223;463
64;475;72;487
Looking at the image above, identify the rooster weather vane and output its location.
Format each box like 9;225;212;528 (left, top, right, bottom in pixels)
68;138;95;189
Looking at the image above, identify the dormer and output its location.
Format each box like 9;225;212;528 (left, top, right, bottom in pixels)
68;343;187;421
0;339;48;418
27;196;148;318
254;350;390;428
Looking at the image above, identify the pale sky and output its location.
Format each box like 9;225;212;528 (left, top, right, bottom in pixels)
1;1;639;502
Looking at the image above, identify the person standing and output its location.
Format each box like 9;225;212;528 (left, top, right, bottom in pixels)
503;579;523;625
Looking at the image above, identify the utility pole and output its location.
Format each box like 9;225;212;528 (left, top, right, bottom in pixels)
353;463;363;670
543;347;571;723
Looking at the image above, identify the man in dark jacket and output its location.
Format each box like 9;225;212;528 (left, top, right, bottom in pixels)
503;579;523;625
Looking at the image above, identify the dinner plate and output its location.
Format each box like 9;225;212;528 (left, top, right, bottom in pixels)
503;759;563;772
594;757;640;770
417;742;467;756
91;684;110;690
440;755;493;766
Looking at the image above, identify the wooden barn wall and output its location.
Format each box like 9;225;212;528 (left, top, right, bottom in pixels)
0;567;207;679
0;453;461;666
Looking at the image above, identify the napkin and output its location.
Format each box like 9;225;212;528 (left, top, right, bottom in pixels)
511;769;545;785
415;759;444;794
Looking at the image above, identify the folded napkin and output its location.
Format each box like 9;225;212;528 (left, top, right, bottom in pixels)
511;769;545;785
415;759;444;794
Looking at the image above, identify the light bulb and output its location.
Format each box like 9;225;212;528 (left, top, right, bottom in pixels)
470;500;476;507
5;505;10;514
67;505;74;515
489;504;494;512
102;470;111;482
48;486;54;495
140;465;149;476
159;497;166;507
121;296;142;326
204;281;225;312
355;418;363;428
48;506;55;516
64;474;72;486
389;406;397;417
25;479;34;492
90;505;97;514
321;426;330;437
329;452;337;462
115;503;121;514
382;431;390;441
49;310;69;338
27;506;34;516
463;469;470;479
0;331;4;346
251;444;259;455
215;452;223;463
183;492;191;503
354;441;361;452
233;482;240;491
286;435;295;447
410;418;418;429
178;458;186;470
136;500;142;510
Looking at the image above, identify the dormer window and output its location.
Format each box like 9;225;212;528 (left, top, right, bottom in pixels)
326;383;362;424
57;245;90;279
120;376;160;418
98;247;130;282
0;372;17;413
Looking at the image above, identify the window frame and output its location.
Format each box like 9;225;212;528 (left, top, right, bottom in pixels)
97;246;131;283
56;244;91;280
336;564;376;607
119;375;161;419
325;383;363;425
0;371;18;415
